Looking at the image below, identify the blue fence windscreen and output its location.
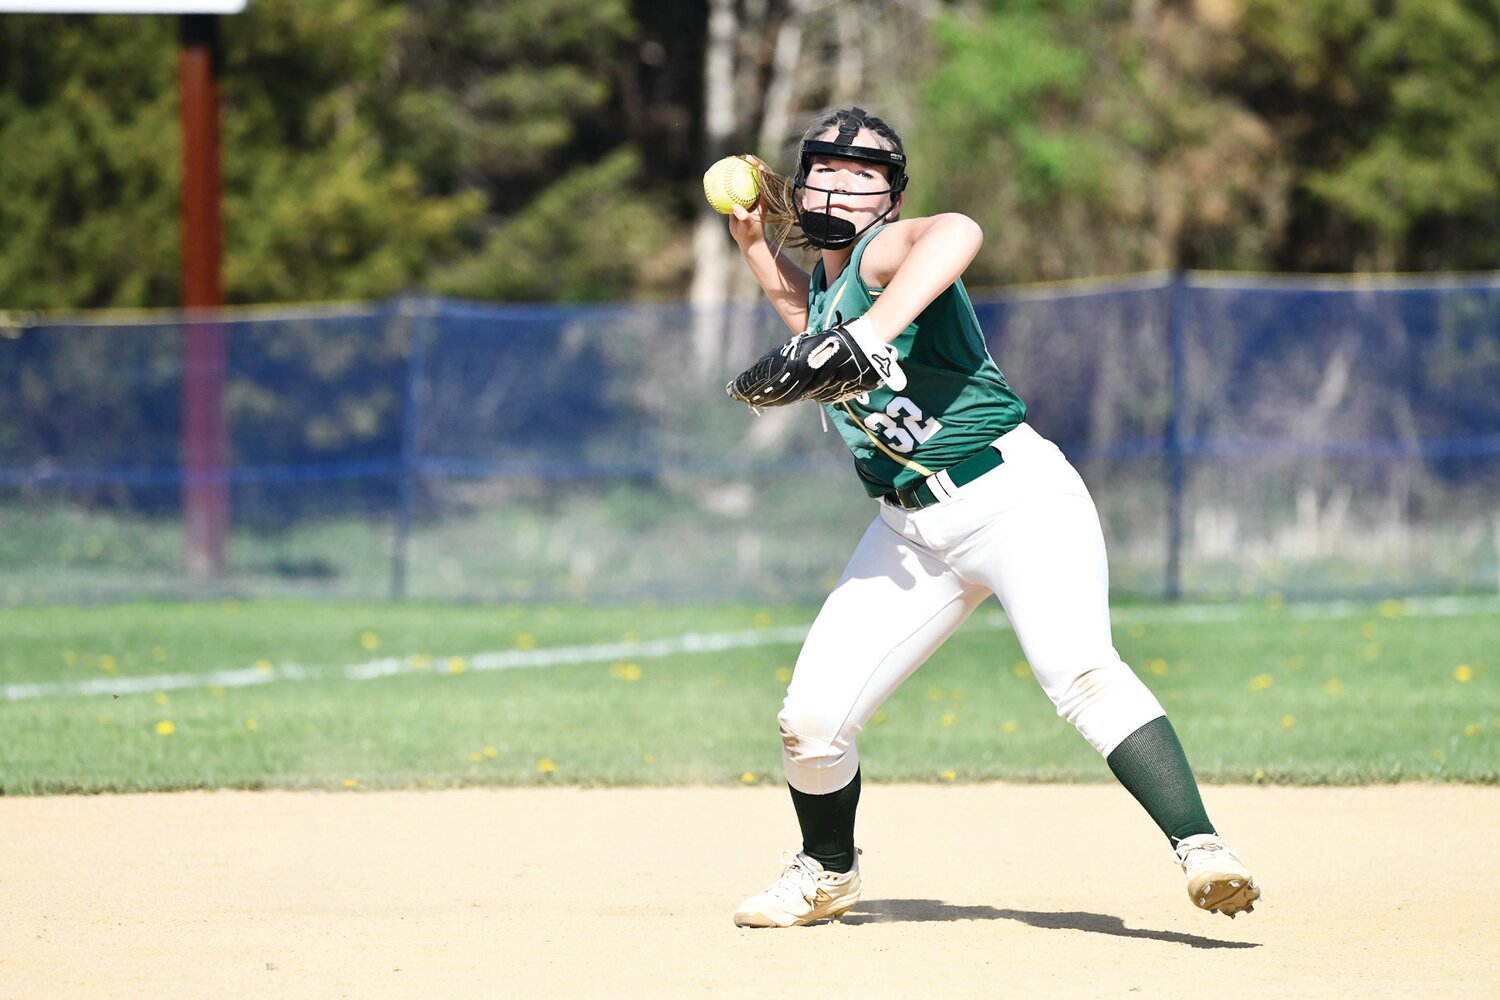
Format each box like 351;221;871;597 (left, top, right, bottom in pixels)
2;271;1498;603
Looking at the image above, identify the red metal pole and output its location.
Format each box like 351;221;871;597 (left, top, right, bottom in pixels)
179;13;228;579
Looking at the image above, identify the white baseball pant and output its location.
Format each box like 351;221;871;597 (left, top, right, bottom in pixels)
779;422;1166;794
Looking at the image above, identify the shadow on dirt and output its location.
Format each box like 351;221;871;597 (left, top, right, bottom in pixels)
840;900;1259;949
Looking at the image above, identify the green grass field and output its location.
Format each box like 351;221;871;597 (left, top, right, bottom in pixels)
1;596;1496;794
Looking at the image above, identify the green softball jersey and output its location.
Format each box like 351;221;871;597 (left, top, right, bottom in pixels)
807;225;1027;498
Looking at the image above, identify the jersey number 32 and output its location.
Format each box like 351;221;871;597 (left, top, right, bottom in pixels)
862;396;942;454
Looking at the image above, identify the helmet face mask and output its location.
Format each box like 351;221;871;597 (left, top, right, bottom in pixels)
793;109;908;250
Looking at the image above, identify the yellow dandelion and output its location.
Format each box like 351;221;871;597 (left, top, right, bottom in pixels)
342;778;358;789
1264;591;1285;610
872;711;888;725
1322;677;1344;695
1378;599;1405;619
643;753;655;764
1001;720;1018;734
621;630;638;644
740;772;758;784
408;654;432;670
1464;724;1479;738
1012;661;1030;678
940;712;958;728
1454;664;1474;683
483;746;497;759
254;659;274;675
222;599;239;614
359;631;380;651
62;650;77;666
940;769;957;781
1128;624;1147;639
1253;769;1266;781
1249;673;1274;692
927;686;944;701
245;718;257;732
753;611;773;629
153;691;169;706
537;757;557;774
775;666;793;684
99;654;118;674
1147;658;1169;677
155;720;175;736
469;751;484;762
1281;715;1296;729
1431;750;1445;762
609;662;642;682
447;657;467;675
515;633;536;650
1362;643;1381;660
151;646;168;662
1360;621;1378;640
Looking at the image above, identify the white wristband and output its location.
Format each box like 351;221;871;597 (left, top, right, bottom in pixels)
843;317;908;391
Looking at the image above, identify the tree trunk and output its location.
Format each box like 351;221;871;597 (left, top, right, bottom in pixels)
689;0;741;377
757;0;808;162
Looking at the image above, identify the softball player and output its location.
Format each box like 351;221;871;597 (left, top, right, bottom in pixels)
723;107;1260;928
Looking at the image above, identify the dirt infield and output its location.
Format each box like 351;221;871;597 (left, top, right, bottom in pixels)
3;784;1497;999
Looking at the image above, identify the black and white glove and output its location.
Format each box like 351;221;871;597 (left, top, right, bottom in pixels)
726;317;907;408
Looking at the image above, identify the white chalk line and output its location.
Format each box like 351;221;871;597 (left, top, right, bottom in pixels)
0;626;812;702
5;595;1496;703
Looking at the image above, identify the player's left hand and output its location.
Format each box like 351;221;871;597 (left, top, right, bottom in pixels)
726;317;906;408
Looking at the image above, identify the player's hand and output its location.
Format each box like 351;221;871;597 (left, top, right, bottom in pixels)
728;201;765;250
727;154;770;250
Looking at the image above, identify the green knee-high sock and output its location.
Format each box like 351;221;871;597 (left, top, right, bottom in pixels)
787;769;861;873
1106;717;1214;847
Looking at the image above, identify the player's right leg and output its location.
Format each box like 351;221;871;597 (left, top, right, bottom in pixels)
777;513;982;796
734;513;984;928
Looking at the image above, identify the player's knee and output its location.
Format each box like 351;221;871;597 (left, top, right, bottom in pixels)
1052;660;1165;755
777;702;851;768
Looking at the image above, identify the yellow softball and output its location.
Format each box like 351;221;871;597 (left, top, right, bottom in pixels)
702;155;760;214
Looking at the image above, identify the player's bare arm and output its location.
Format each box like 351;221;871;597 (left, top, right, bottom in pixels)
727;157;811;333
858;213;984;342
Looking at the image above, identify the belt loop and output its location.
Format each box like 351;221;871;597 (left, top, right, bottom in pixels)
927;469;958;502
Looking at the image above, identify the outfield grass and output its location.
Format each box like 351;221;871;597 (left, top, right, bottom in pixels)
1;597;1496;794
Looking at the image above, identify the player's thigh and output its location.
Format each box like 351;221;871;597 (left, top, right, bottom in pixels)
786;514;983;733
955;461;1114;698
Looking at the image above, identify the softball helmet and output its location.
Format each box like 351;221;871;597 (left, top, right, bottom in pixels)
793;107;908;250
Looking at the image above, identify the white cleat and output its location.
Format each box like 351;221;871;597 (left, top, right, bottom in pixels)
1175;834;1261;918
733;851;862;928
